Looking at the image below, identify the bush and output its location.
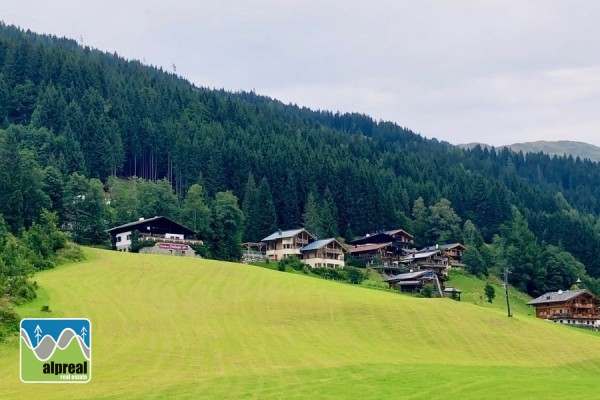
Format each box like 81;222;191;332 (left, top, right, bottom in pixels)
0;298;20;340
41;305;51;313
345;254;367;268
277;260;287;271
312;267;345;281
130;240;156;253
484;282;496;303
5;277;37;305
190;243;211;258
277;256;305;272
346;267;366;284
422;283;435;298
56;242;85;263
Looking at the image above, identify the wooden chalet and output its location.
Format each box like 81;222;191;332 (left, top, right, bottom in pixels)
400;250;449;278
261;228;314;262
419;243;466;266
106;216;202;256
347;242;395;263
347;228;414;265
528;289;600;328
384;270;443;296
300;238;347;268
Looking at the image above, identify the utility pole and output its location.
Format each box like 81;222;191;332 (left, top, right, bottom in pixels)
504;267;512;317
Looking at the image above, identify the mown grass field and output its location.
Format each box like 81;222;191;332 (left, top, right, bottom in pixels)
1;248;599;399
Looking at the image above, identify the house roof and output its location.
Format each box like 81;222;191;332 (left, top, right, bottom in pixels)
385;270;433;282
420;243;465;252
301;238;337;251
384;228;414;238
527;289;592;305
443;287;462;293
349;229;413;246
106;216;197;236
347;242;393;254
401;250;440;262
261;228;311;242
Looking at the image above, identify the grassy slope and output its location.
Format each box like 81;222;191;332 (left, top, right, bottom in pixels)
0;249;598;399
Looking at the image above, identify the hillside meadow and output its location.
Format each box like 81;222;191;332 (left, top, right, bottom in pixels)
0;248;599;399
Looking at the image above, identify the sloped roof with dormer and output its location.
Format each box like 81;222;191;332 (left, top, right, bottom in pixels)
347;242;393;254
261;228;313;242
300;238;336;251
384;270;434;282
527;289;593;305
419;243;465;252
527;289;594;306
106;216;197;236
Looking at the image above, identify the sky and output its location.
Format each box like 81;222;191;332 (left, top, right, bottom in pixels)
3;0;600;147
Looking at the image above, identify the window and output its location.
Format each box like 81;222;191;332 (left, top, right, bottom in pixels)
127;234;131;240
116;236;122;242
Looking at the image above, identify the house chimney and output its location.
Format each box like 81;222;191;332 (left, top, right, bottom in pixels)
139;217;144;221
278;229;282;235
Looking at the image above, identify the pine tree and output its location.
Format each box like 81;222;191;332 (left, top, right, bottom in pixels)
181;183;211;238
303;191;322;238
241;174;260;242
320;187;339;238
257;177;277;240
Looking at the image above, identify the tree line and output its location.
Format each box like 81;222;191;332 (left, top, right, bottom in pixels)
2;22;600;297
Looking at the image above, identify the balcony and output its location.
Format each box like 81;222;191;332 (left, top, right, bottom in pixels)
573;303;594;309
139;234;204;246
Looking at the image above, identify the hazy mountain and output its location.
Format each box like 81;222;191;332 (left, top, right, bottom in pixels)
458;141;600;162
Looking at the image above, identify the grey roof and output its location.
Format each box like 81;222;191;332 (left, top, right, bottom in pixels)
385;270;432;282
401;251;439;262
528;289;590;305
443;287;462;293
106;216;197;236
107;216;163;232
301;238;336;251
420;243;464;252
261;228;311;242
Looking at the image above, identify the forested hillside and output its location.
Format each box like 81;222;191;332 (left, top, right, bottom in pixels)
2;22;600;297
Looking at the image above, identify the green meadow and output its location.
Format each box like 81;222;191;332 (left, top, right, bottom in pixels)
0;248;599;399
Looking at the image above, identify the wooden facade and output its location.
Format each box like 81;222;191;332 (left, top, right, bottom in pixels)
347;242;396;263
419;243;465;265
385;270;444;296
300;238;346;268
528;289;600;328
262;228;314;262
106;216;200;252
401;250;449;277
347;228;415;264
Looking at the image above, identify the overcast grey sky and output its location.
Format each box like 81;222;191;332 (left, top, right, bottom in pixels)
3;1;600;146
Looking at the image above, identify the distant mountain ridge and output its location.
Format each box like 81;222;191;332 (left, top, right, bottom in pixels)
458;140;600;162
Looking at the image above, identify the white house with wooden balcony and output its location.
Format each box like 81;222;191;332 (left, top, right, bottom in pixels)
261;228;315;262
300;238;347;268
106;216;203;256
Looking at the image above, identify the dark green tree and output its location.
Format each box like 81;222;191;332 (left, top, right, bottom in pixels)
241;174;261;242
302;191;322;238
484;283;496;303
463;245;488;277
257;177;278;240
181;183;211;238
210;191;245;261
320;187;339;238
